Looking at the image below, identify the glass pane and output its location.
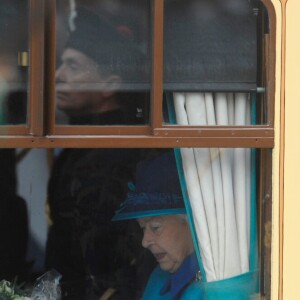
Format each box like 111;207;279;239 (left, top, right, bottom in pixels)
55;1;151;126
0;1;29;125
163;0;268;125
2;147;269;299
164;92;260;126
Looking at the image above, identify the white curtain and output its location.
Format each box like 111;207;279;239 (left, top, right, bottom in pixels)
173;92;251;281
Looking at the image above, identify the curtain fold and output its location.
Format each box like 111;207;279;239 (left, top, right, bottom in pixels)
173;92;253;281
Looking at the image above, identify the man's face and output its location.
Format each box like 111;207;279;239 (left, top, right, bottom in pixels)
137;215;194;274
55;48;107;116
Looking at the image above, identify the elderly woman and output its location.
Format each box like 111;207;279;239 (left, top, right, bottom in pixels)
113;151;203;299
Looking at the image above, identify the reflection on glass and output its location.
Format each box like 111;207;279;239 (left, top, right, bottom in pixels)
3;146;265;297
0;1;29;125
177;145;261;298
163;0;266;125
112;148;261;298
55;0;151;126
164;92;257;126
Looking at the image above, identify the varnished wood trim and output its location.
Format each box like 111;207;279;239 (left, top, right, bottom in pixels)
151;0;164;128
278;0;288;299
29;0;45;136
53;125;273;137
44;0;56;135
0;135;274;149
54;125;152;135
262;0;277;127
0;126;29;135
154;127;274;138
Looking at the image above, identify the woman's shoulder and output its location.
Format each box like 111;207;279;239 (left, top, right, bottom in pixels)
142;266;171;300
180;280;203;299
142;265;203;300
147;265;169;287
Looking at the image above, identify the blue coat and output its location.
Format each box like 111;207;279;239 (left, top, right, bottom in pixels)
142;253;203;300
142;264;258;300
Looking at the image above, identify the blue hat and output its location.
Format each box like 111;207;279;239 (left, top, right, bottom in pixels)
113;151;186;221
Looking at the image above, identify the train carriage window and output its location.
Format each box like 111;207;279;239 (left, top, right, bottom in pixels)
0;0;274;139
163;0;267;125
0;0;274;299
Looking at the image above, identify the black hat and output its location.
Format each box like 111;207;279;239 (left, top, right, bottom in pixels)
113;151;186;221
66;6;147;81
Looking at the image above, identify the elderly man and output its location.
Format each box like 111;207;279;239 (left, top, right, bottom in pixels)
55;5;148;125
113;151;203;299
46;6;151;300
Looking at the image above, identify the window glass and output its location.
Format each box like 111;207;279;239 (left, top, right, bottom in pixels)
0;0;273;298
163;0;267;126
55;1;151;126
3;147;269;299
163;91;259;126
0;1;29;125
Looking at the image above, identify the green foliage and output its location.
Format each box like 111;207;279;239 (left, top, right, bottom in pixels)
0;280;30;300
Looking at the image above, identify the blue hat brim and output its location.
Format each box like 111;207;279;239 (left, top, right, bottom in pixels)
112;191;186;221
112;208;186;221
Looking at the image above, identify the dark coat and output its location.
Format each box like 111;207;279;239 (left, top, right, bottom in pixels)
45;111;154;299
0;149;28;282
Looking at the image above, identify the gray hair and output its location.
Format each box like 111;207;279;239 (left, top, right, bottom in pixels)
176;214;188;223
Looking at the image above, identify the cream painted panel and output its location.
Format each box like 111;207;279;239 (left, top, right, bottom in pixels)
269;0;282;299
283;0;300;299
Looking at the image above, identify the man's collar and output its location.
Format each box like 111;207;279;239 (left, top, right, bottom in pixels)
69;109;125;125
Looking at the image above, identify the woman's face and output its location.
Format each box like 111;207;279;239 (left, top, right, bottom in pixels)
137;215;194;273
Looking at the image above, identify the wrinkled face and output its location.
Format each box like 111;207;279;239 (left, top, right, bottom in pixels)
55;48;108;116
138;215;194;273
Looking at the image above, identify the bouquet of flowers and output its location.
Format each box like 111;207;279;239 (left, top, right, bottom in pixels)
0;270;61;300
0;280;30;300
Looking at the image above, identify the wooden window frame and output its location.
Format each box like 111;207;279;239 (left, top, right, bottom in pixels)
0;0;275;149
0;1;275;297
